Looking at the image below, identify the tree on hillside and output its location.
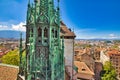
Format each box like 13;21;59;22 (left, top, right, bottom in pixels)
101;61;117;80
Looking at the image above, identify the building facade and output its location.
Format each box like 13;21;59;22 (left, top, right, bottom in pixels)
109;52;120;79
101;49;120;79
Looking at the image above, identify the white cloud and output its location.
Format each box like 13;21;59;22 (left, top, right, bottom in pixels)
109;33;118;39
109;34;115;37
0;25;9;30
11;22;26;32
0;22;26;32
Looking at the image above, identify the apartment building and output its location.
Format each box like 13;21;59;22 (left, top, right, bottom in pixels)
108;50;120;79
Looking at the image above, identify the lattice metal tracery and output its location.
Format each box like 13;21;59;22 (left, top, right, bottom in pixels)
34;46;49;79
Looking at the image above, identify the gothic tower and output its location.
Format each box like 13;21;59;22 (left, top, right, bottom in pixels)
24;0;64;80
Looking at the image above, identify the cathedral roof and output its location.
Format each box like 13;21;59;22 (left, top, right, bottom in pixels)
60;21;76;38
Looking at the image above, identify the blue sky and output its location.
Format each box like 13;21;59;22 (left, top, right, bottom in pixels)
0;0;120;39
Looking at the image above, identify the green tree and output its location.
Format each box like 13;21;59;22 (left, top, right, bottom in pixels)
101;61;117;80
0;49;20;66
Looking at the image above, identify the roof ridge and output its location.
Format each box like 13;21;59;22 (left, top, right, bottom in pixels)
0;63;19;68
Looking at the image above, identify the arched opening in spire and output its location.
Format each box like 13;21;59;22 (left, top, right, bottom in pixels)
44;27;48;38
31;28;33;37
38;27;42;37
52;29;54;38
55;30;57;38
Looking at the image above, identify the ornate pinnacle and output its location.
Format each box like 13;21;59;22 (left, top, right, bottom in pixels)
28;0;30;7
34;0;38;3
57;0;60;10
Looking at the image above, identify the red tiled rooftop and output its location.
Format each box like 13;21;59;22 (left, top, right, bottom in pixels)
0;64;19;80
74;61;94;75
60;21;76;37
74;61;94;79
107;49;120;56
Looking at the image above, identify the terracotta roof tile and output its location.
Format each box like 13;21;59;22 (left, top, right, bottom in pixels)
0;64;19;80
107;49;120;56
74;61;94;75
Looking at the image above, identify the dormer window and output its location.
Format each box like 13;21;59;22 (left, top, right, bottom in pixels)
81;66;86;71
82;68;86;71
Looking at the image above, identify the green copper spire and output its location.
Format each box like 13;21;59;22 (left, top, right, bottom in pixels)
56;0;60;25
34;0;38;3
27;0;32;24
22;0;65;80
28;0;30;6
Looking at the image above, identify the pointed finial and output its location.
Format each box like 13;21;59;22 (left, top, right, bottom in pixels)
28;0;30;7
34;0;38;3
57;0;60;11
28;0;30;3
20;32;22;40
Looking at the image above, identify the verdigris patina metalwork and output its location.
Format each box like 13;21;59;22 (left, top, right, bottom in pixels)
19;0;65;80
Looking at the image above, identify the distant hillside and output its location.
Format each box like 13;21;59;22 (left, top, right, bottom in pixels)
0;30;26;39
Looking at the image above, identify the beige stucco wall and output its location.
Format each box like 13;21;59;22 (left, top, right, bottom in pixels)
64;39;74;66
64;39;74;80
100;50;110;64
